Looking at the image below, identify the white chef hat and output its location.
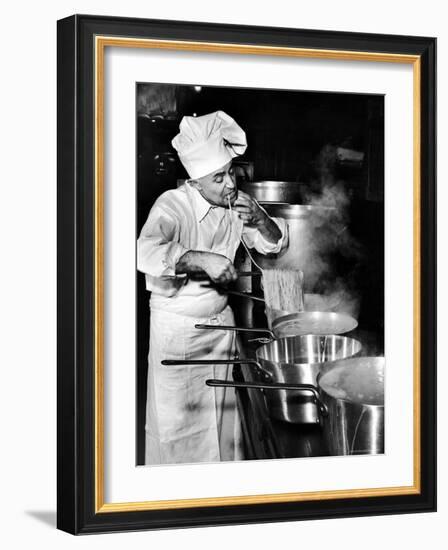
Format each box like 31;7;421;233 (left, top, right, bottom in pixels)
172;111;247;179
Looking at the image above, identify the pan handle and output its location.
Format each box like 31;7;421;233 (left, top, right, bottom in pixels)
206;379;328;417
161;358;272;382
195;324;275;340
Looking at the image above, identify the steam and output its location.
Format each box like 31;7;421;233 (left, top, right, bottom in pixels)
299;179;365;320
304;282;360;319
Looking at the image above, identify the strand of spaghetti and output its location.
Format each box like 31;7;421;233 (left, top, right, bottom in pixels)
262;268;304;311
228;196;263;272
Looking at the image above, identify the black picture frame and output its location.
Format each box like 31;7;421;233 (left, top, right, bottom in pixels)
57;14;436;534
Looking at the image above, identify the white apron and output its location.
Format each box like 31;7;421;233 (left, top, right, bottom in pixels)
145;306;243;464
145;206;244;465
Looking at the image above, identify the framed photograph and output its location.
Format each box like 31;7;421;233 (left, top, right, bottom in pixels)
57;14;436;534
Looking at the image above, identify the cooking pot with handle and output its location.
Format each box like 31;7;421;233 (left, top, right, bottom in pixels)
164;330;362;424
207;356;384;456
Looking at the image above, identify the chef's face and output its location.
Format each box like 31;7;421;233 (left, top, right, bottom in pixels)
193;161;237;207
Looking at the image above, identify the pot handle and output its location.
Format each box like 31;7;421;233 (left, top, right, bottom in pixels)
195;324;275;340
206;379;328;417
161;358;272;382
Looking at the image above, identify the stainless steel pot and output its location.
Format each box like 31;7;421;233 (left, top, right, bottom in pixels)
240;181;307;203
167;330;362;424
206;356;384;456
247;335;362;424
317;357;384;455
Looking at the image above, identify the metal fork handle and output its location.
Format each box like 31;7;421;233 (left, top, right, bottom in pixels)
236;271;262;277
224;290;266;303
199;284;265;303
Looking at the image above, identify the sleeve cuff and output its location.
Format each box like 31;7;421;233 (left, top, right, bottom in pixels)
160;242;189;278
248;215;288;254
267;216;288;253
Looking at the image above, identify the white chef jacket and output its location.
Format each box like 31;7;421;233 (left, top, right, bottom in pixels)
137;182;288;465
137;182;288;316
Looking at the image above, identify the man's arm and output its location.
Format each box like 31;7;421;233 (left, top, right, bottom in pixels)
137;205;188;278
137;203;237;286
233;191;281;243
175;251;237;285
254;215;282;244
234;191;288;254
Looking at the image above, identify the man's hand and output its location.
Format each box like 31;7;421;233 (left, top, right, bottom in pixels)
233;191;267;227
203;253;237;285
176;251;237;285
234;191;282;244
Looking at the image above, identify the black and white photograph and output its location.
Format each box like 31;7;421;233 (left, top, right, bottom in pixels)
136;82;385;466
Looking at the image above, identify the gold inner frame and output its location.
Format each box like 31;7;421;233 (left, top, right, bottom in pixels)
94;36;421;513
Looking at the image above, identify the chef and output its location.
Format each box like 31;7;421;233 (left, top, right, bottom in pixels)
137;110;288;465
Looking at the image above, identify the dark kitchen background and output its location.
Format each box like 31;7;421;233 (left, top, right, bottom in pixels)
135;83;384;464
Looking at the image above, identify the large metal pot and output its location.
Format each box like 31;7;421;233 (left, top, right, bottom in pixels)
206;356;384;456
241;181;307;203
317;357;384;455
248;335;362;424
164;332;362;424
